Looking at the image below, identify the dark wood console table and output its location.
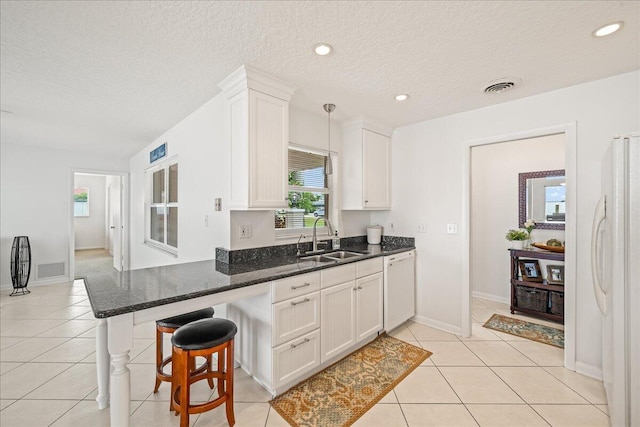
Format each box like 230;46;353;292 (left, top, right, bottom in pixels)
509;248;564;323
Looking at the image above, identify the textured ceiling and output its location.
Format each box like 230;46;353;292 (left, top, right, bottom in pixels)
1;1;638;159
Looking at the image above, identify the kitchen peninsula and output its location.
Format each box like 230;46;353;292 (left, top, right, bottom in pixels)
83;239;414;427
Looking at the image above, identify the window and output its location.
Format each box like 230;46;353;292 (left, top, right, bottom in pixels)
275;147;330;231
74;187;89;217
545;184;566;222
146;159;178;253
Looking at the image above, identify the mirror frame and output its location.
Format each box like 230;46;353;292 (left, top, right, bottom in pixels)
518;169;565;230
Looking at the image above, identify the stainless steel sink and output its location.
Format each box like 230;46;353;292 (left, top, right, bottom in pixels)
299;254;337;262
300;251;365;262
323;251;364;260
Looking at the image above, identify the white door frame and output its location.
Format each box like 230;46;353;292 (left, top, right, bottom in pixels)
70;168;129;278
461;122;577;370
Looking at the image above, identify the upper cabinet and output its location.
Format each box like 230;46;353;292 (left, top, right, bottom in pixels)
219;65;296;209
341;118;392;210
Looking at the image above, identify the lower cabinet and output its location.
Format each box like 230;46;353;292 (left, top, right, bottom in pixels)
321;281;356;362
355;273;383;342
273;329;321;388
228;257;384;396
321;260;383;364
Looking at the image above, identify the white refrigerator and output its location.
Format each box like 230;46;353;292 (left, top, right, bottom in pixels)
591;133;639;427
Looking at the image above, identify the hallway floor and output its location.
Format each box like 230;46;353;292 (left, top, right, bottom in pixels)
0;283;609;426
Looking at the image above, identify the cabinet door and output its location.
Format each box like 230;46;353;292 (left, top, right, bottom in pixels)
248;90;288;208
362;129;390;209
355;273;383;342
273;329;320;389
272;291;320;347
321;281;356;363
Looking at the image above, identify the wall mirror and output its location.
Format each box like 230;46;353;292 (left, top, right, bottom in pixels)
519;169;565;230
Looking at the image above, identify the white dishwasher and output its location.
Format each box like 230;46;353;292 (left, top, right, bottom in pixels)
383;250;415;331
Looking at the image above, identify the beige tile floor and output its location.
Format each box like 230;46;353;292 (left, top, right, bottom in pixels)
0;281;610;426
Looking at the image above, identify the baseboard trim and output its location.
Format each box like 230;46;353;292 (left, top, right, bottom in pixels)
472;291;509;305
575;361;603;381
75;246;107;251
1;276;72;291
412;315;462;336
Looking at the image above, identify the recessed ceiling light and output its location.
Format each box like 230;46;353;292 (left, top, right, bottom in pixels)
314;43;332;56
592;21;624;37
394;94;409;101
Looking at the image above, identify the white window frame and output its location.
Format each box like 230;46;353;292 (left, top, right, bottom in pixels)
275;145;336;240
144;156;178;256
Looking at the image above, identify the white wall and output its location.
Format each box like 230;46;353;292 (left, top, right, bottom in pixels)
374;70;639;376
0;143;127;288
128;95;231;269
470;134;565;302
74;174;106;250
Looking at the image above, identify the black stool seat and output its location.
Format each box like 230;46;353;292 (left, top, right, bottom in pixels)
172;318;237;350
157;307;215;329
154;307;216;395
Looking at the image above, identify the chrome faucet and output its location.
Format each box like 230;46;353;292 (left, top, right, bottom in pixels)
312;217;334;252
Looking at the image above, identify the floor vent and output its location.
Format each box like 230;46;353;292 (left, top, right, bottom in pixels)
37;262;65;279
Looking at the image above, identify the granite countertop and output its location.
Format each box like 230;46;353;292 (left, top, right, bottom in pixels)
83;243;414;319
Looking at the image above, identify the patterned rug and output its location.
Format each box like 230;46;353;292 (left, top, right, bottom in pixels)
483;313;564;348
269;333;431;427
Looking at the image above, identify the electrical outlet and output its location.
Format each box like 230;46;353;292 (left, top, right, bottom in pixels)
417;224;427;233
204;215;209;228
447;223;458;234
240;225;252;239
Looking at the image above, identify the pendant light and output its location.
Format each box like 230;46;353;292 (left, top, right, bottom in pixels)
323;103;335;175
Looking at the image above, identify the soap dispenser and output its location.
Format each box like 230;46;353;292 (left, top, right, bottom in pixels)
332;231;340;249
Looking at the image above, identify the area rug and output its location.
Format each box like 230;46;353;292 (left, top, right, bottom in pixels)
483;313;564;348
269;333;432;427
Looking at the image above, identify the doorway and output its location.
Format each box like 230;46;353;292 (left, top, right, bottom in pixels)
462;123;577;370
71;171;127;278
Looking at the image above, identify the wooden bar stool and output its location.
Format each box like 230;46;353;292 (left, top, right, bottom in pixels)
154;307;215;393
171;318;237;427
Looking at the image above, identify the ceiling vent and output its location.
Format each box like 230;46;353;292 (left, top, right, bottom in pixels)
483;78;522;94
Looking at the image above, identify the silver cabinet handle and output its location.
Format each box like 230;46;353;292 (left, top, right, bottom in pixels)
291;298;310;306
291;282;311;290
291;338;310;349
357;285;363;290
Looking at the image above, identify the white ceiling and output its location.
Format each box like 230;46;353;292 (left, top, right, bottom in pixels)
1;1;638;160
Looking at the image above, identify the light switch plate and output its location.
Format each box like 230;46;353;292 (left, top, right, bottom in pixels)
240;225;252;238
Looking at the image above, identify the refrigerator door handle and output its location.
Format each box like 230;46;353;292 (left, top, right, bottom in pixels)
591;195;607;315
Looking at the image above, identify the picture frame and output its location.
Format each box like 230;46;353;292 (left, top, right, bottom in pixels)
518;259;543;282
546;264;565;285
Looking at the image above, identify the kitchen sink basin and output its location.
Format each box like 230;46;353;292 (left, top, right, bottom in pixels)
300;251;365;262
299;254;337;263
323;251;364;259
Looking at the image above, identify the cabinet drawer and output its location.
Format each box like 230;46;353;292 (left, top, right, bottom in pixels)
321;263;356;289
272;291;320;347
272;272;320;303
273;329;320;389
356;257;383;278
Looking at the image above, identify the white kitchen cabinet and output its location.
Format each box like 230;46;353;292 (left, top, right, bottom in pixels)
321;281;356;362
229;256;385;395
320;258;384;363
272;291;320;347
355;272;383;342
219;65;296;209
342;118;393;210
273;329;321;389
